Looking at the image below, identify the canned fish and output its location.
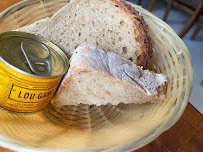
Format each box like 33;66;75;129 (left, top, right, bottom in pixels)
0;31;69;113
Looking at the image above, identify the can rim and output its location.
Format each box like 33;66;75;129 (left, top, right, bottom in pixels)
0;31;69;79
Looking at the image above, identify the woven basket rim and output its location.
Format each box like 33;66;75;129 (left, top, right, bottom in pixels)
0;0;35;18
0;0;194;152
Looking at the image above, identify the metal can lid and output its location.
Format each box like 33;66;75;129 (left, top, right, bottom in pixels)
0;31;69;78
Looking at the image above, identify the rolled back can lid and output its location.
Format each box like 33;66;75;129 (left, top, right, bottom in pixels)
0;31;69;78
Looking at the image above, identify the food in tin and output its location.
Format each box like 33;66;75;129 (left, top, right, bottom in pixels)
0;31;68;113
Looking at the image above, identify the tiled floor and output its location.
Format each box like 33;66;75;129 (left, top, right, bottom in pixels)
129;0;203;113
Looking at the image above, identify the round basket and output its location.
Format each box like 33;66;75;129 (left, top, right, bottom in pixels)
0;0;193;152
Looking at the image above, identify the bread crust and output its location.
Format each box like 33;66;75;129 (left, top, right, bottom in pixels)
52;67;166;107
49;0;152;68
51;43;167;107
16;0;152;68
109;0;152;68
60;67;166;100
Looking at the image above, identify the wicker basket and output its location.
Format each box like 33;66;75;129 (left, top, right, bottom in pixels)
0;0;193;152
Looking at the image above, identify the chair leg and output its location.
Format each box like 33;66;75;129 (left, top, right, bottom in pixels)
148;0;156;12
179;3;202;38
163;0;174;22
137;0;142;5
190;24;201;40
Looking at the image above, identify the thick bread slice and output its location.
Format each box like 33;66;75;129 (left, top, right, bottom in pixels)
16;0;152;68
16;17;51;39
51;44;167;107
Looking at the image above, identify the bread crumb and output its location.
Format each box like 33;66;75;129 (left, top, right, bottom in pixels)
79;16;83;19
108;29;113;33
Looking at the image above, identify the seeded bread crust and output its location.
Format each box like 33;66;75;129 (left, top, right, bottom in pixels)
111;0;152;67
50;0;152;68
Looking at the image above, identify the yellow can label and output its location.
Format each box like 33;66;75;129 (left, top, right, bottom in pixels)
0;61;62;113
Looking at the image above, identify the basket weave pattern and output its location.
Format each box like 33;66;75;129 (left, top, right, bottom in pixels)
0;0;193;152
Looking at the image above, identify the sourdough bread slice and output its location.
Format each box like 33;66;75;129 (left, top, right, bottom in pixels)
16;0;152;68
51;44;167;107
16;17;51;40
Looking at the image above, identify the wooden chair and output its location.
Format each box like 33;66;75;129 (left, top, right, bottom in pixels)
191;14;203;40
162;0;203;38
137;0;156;12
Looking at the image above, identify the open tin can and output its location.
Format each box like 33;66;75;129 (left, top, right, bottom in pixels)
0;31;69;113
